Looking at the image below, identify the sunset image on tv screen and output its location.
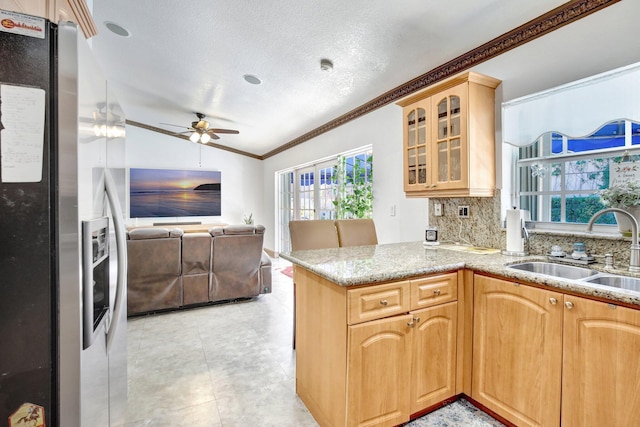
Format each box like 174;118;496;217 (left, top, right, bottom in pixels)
129;168;221;218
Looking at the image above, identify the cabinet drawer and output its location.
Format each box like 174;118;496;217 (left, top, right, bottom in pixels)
411;272;457;309
348;281;411;325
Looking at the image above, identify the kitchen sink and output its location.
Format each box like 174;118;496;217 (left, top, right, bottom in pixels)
507;262;599;280
581;274;640;292
507;261;640;293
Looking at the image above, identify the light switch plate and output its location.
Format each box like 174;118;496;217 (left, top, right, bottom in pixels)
458;206;470;218
434;203;443;216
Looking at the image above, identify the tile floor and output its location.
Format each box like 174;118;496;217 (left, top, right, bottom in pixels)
124;258;504;427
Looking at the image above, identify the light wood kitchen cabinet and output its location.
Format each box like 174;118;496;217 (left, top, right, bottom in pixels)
347;314;413;427
348;280;411;325
562;295;640;427
295;267;459;427
410;301;457;414
0;0;97;38
397;72;500;198
472;275;563;427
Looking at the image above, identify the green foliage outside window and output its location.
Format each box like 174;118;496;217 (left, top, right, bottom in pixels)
550;196;614;224
332;154;373;219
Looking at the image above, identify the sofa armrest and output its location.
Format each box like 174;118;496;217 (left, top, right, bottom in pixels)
259;251;272;294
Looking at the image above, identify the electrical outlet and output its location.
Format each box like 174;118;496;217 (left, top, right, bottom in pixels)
434;202;442;216
458;205;470;218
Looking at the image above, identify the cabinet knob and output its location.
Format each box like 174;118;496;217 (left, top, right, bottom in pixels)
433;289;441;296
407;320;415;328
549;297;557;305
565;301;574;310
380;299;388;306
413;316;420;323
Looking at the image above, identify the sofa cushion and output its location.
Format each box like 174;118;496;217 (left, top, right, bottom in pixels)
127;236;182;315
128;227;170;240
182;232;212;275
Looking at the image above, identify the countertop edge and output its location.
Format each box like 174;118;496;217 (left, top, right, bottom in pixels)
280;243;640;307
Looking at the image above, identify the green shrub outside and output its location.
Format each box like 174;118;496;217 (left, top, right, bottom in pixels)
551;196;615;224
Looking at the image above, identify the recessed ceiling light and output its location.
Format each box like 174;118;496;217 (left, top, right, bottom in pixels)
243;74;262;85
104;21;131;37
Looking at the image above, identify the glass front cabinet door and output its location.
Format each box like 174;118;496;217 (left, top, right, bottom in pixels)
433;84;467;191
403;99;430;193
397;72;500;197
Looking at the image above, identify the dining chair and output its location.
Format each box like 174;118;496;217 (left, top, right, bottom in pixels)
334;218;378;247
288;220;340;348
289;219;340;251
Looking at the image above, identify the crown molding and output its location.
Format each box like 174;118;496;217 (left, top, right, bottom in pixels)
125;120;262;160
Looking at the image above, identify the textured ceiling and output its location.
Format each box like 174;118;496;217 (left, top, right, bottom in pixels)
90;0;569;157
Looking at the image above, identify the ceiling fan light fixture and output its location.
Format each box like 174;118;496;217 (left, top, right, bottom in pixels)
189;132;200;143
200;133;211;144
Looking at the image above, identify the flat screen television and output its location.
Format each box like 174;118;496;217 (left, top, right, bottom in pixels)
129;168;221;218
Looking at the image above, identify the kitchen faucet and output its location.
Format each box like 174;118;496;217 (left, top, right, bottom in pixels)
586;208;640;273
522;224;530;256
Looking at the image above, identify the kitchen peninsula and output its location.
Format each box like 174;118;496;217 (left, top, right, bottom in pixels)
281;241;640;427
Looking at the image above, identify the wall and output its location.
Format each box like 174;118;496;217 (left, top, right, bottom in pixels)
124;125;265;228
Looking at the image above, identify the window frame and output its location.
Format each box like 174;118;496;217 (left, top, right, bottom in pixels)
510;119;640;233
275;145;373;253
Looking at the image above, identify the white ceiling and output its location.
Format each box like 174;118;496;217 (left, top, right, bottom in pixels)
90;0;569;157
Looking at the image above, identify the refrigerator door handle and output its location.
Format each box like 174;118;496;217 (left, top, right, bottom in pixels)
104;169;127;352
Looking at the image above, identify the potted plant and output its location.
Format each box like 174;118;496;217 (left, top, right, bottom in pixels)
598;181;640;235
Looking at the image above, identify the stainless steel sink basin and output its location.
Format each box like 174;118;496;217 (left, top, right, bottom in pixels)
507;262;599;280
582;275;640;292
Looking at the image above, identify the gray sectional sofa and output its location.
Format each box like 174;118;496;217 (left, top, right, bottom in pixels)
126;224;272;316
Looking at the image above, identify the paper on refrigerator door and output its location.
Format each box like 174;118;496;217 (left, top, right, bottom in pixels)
0;84;45;183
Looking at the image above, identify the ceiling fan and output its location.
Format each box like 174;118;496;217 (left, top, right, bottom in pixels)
162;112;239;144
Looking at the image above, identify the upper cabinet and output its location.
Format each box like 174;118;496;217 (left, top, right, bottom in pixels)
397;72;501;197
0;0;97;38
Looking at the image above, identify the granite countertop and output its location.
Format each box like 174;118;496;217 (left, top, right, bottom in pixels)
280;241;640;307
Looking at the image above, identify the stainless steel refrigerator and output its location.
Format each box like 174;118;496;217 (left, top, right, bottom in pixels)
0;11;127;427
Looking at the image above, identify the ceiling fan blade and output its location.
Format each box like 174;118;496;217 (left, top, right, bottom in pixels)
209;133;221;140
209;128;239;134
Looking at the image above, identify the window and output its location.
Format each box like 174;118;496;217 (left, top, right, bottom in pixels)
332;152;373;220
516;120;640;226
276;147;373;252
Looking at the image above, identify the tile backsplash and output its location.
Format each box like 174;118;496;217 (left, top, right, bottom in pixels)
429;190;636;267
429;192;503;249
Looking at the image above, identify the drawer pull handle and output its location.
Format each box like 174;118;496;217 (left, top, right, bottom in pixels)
433;289;441;296
549;297;557;305
380;299;388;306
565;301;574;310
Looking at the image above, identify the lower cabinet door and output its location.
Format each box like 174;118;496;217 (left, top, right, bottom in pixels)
410;301;457;414
472;275;563;427
562;296;640;427
347;314;413;427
